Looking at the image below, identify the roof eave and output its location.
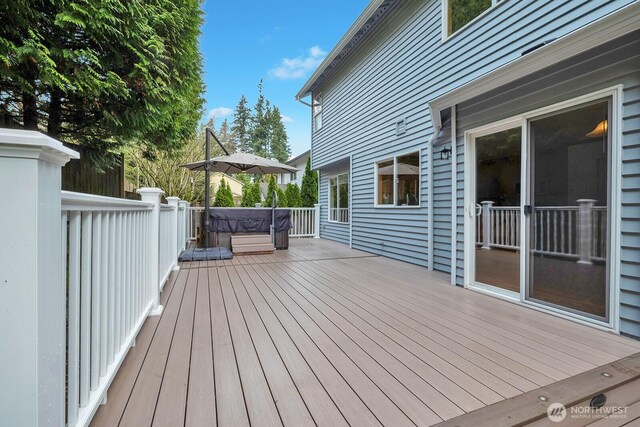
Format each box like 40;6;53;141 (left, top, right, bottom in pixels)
296;0;391;100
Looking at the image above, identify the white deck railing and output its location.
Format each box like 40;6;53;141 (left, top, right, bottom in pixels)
290;206;319;237
60;192;155;427
329;207;349;224
59;190;190;427
476;200;606;262
159;203;176;289
0;130;192;426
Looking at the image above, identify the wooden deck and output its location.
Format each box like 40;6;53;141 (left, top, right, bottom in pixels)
90;238;640;427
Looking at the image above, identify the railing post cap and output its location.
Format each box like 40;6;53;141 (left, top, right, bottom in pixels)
576;199;597;204
178;200;188;207
481;200;495;205
166;196;180;205
136;187;164;196
0;128;79;166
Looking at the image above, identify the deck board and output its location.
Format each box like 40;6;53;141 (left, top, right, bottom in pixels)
185;267;216;427
152;267;199;426
91;238;640;427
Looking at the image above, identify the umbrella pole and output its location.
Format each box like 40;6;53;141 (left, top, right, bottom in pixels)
204;128;211;247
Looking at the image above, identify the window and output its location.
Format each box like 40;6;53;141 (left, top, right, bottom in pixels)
313;93;323;131
329;172;349;223
290;172;296;181
376;151;420;207
445;0;501;37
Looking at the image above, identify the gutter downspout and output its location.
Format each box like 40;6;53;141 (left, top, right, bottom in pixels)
427;105;442;271
298;94;321;239
450;106;457;285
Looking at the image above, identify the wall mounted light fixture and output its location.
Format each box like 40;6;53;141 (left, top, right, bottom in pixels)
440;146;452;160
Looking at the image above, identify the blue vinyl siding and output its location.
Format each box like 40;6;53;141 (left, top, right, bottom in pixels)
310;0;639;337
311;0;636;268
432;122;452;273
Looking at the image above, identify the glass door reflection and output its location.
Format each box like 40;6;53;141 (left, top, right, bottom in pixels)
474;127;522;293
527;100;610;319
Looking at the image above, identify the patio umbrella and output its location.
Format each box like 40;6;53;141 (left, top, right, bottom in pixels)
181;128;299;249
182;152;298;174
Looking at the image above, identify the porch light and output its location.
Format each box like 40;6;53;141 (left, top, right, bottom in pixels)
440;146;452;160
586;119;607;138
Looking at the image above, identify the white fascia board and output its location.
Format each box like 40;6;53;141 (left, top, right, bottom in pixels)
296;0;386;99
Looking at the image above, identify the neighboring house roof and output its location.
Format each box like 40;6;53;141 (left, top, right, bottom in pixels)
286;150;310;166
211;172;244;187
296;0;403;99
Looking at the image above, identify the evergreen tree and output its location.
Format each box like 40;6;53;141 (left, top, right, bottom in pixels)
250;182;263;206
263;175;287;207
240;184;251;207
301;157;318;207
250;80;268;157
217;119;235;153
285;183;302;207
213;179;235;207
231;95;252;153
277;187;288;208
269;106;291;163
0;0;205;168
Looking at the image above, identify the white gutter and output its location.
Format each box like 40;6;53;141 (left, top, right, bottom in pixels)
426;107;441;271
429;1;640;117
450;105;457;285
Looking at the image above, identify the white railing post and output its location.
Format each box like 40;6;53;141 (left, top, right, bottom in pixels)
481;201;494;249
167;197;180;271
577;199;596;265
137;187;165;316
179;200;188;251
314;203;321;238
0;129;78;426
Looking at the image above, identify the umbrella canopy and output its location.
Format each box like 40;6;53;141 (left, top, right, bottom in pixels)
182;152;299;174
377;163;419;175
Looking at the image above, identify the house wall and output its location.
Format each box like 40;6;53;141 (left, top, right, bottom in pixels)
452;32;640;338
432;121;452;273
318;171;350;245
312;0;637;269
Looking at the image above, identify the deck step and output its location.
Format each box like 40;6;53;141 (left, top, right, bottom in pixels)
231;234;272;245
232;243;275;255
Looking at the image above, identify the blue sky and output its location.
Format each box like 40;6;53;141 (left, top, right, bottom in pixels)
200;0;369;158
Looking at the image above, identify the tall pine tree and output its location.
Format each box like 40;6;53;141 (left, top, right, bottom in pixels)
301;157;318;207
250;80;269;157
269;106;291;163
231;95;251;153
217;119;234;153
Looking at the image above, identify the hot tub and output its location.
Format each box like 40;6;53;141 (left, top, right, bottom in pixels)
203;208;291;249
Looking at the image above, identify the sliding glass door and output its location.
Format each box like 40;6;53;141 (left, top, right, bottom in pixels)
526;100;610;320
469;95;612;323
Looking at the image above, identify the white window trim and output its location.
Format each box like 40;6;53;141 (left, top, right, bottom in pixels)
441;0;503;43
462;86;623;333
313;92;323;132
328;171;349;224
373;149;422;208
